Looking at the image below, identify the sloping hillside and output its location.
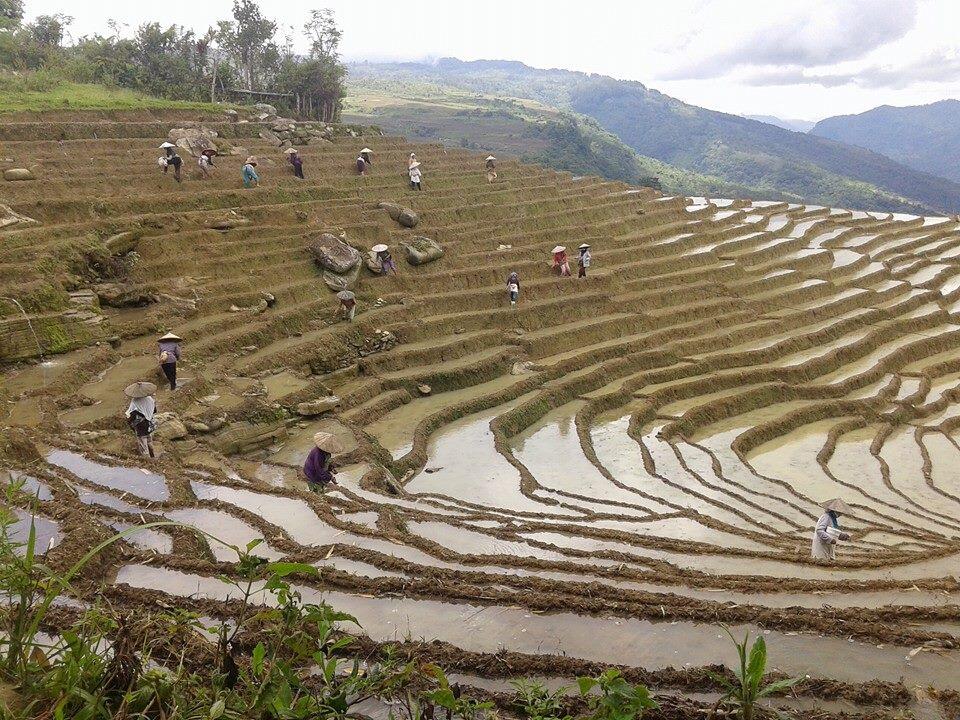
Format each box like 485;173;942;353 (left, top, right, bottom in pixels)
348;59;960;214
812;99;960;184
342;80;760;199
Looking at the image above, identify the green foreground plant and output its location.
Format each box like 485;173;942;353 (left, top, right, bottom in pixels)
709;626;802;720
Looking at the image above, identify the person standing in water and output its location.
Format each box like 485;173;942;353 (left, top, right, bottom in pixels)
157;332;182;391
507;271;520;306
812;498;852;561
409;160;422;190
303;432;344;492
124;382;157;458
577;243;592;278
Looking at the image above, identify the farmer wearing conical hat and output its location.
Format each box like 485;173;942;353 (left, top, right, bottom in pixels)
551;245;571;277
242;156;259;188
409;160;422;191
285;147;304;179
811;498;852;561
124;382;157;457
507;271;520;306
336;290;356;321
372;243;397;276
577;243;592;278
356;147;373;175
157;332;182;391
303;431;344;492
485;155;497;183
159;142;183;184
408;152;418;168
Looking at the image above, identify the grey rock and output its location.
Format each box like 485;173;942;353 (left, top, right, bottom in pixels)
403;236;443;266
93;283;158;308
322;263;361;292
154;412;188;441
4;168;33;181
306;233;361;274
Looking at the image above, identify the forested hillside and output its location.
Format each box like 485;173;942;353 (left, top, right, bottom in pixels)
812;99;960;184
349;59;960;214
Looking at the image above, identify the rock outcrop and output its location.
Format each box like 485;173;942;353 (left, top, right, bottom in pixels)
377;202;420;228
4;168;33;181
307;233;361;275
403;236;444;266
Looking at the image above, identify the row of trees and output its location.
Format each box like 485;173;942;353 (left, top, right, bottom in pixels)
0;0;346;118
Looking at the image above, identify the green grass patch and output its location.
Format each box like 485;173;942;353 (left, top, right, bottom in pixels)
0;72;232;113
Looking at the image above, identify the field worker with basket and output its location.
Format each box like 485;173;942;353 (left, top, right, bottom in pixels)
157;331;182;391
811;498;852;561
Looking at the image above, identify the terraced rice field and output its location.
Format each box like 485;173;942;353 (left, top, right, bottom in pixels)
3;111;960;717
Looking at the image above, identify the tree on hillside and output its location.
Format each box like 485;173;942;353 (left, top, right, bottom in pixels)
304;8;341;60
218;0;278;90
0;0;23;29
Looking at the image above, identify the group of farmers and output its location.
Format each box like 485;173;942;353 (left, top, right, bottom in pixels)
158;141;500;191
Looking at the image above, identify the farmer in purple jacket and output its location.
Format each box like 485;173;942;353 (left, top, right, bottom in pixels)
303;432;344;492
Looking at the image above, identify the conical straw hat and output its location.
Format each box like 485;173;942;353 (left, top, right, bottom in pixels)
284;147;299;154
360;148;373;154
313;431;345;452
336;290;355;301
159;142;176;148
245;156;257;164
579;243;591;249
821;498;852;514
124;381;157;399
486;155;496;161
552;245;566;253
159;332;181;341
371;243;389;252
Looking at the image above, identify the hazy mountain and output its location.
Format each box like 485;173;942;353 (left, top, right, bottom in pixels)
743;114;816;133
348;59;960;214
811;99;960;184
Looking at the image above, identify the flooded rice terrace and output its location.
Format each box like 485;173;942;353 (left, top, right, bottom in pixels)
3;120;960;715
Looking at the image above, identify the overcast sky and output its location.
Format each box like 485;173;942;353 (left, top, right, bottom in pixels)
30;0;960;120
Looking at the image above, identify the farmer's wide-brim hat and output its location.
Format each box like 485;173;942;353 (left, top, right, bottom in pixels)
579;243;591;249
159;141;176;148
284;147;299;154
552;245;566;253
360;148;373;154
336;290;355;301
158;332;182;341
371;243;389;252
821;498;852;514
486;155;496;161
124;381;157;399
313;431;345;453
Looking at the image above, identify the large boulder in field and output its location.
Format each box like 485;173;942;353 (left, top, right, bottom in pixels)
4;168;33;181
253;103;278;117
103;230;141;255
93;283;158;308
322;264;360;292
306;233;361;274
295;395;341;417
153;412;188;441
403;236;444;266
168;127;219;157
377;202;419;228
258;129;282;146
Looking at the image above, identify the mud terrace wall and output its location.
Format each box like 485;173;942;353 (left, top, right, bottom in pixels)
4;112;960;718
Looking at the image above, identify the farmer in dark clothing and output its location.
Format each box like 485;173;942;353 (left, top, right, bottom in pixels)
303;432;344;492
286;148;305;179
356;148;373;175
157;331;182;391
160;143;183;183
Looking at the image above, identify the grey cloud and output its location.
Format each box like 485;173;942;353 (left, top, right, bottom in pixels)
741;52;960;89
660;0;919;81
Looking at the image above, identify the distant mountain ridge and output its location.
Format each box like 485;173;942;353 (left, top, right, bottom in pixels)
349;58;960;214
743;115;816;133
812;99;960;184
